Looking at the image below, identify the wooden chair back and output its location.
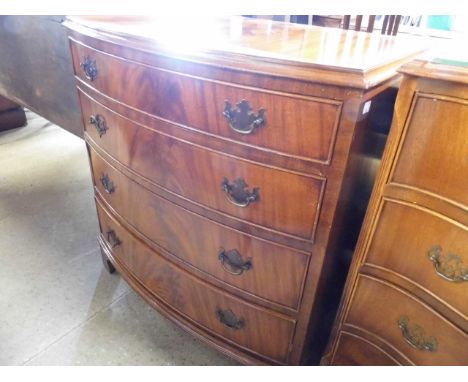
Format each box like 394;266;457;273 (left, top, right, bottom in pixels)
342;15;402;35
248;15;402;36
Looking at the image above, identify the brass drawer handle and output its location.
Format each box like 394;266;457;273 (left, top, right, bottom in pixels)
80;55;98;81
223;99;265;135
100;174;115;194
106;230;121;248
427;245;468;283
216;308;245;330
218;248;252;275
221;177;259;207
397;316;438;352
89;114;108;137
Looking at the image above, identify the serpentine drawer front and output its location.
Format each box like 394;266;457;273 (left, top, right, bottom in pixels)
345;276;468;365
96;198;296;364
65;16;425;364
322;58;468;365
390;93;468;206
82;92;325;240
70;39;342;166
90;147;310;311
364;201;468;318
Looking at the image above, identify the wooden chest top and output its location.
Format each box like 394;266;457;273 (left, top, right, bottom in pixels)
64;16;427;89
400;56;468;85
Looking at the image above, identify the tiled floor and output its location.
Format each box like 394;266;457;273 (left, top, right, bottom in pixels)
0;111;238;365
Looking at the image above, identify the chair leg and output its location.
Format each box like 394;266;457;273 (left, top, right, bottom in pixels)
367;15;376;33
381;15;389;34
342;15;351;29
393;15;402;35
387;15;396;35
355;15;363;31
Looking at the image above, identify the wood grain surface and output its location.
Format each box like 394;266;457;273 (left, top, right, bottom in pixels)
82;92;325;240
96;197;296;364
65;16;427;88
71;40;343;165
323;59;468;365
90;146;310;311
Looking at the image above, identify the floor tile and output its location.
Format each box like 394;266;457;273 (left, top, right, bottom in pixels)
0;113;240;366
25;290;238;366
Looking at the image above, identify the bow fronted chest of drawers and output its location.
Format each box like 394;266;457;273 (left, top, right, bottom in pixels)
322;57;468;365
64;16;425;365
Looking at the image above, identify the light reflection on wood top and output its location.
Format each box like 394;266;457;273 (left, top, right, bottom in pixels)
66;16;428;89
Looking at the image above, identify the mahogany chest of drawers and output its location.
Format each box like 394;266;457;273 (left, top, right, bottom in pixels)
321;58;468;365
64;17;425;365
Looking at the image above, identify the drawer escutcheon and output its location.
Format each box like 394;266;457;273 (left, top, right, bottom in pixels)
427;245;468;283
397;315;438;352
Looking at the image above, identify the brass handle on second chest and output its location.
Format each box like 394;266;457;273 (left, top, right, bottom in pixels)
218;248;252;275
427;245;468;282
216;308;245;330
223;99;265;135
80;55;98;81
106;230;121;248
397;316;438;352
89;114;108;137
100;174;115;194
221;177;259;207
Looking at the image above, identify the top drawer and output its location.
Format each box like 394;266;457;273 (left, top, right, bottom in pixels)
70;39;342;165
391;92;468;207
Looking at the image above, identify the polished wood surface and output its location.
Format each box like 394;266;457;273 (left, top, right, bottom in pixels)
390;92;468;207
65;16;427;89
81;92;326;240
90;147;310;311
66;16;426;365
366;201;468;320
400;57;468;85
331;331;399;365
323;58;468;365
96;197;296;364
72;40;342;165
346;276;468;366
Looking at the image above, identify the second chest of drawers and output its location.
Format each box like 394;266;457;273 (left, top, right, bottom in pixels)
322;57;468;366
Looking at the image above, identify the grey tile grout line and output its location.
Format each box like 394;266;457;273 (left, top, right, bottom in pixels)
20;286;133;366
68;247;103;264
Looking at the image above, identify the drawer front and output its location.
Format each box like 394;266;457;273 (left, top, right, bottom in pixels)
345;276;468;365
82;93;324;240
96;199;296;364
365;200;468;318
391;93;468;206
71;39;342;164
89;147;310;310
331;332;399;365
